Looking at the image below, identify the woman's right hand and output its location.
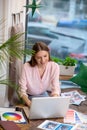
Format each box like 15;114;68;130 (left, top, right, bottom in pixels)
22;95;31;108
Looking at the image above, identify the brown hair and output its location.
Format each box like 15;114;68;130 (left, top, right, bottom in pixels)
28;41;51;67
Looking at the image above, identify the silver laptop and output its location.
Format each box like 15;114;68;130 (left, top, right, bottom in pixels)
29;96;70;119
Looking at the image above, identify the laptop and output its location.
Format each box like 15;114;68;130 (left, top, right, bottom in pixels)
29;96;70;119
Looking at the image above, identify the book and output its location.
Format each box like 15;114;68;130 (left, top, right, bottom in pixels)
37;120;74;130
0;121;21;130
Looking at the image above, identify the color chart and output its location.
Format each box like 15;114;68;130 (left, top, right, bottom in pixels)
1;111;26;123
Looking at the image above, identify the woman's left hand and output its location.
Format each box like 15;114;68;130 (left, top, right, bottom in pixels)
52;94;59;97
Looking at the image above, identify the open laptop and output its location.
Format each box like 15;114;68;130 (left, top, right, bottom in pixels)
29;96;70;119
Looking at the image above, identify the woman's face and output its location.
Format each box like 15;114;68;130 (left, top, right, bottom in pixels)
35;50;49;67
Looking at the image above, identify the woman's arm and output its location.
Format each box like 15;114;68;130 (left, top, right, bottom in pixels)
18;63;31;107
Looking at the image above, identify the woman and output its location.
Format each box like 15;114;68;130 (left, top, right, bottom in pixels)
18;41;61;107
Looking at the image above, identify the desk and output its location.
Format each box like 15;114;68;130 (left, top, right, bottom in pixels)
1;88;87;130
17;118;64;130
17;123;30;130
16;118;63;130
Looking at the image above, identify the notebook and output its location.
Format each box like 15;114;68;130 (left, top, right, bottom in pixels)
0;121;21;130
29;96;70;119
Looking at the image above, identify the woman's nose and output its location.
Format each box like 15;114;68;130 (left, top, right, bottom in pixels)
41;57;45;63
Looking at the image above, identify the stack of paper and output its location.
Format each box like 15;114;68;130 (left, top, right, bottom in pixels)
64;109;81;124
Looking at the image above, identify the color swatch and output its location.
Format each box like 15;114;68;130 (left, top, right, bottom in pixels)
2;112;22;121
0;108;27;123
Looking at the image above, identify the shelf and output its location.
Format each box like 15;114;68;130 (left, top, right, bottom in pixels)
59;75;73;80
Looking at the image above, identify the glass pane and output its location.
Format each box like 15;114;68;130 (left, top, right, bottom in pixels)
25;0;87;73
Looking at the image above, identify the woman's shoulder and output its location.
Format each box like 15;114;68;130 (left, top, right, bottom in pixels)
23;62;31;68
48;61;59;72
49;61;59;66
48;61;59;69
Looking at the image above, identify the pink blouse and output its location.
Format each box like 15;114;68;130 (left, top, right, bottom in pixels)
19;61;60;97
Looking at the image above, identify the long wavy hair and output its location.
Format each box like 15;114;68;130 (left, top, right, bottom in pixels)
28;42;51;67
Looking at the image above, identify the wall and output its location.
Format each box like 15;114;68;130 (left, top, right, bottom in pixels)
0;0;26;107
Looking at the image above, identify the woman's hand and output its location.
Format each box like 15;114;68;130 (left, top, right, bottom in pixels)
22;95;31;108
28;100;31;108
52;94;59;97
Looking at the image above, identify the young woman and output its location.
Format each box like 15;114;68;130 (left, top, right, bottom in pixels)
18;41;61;107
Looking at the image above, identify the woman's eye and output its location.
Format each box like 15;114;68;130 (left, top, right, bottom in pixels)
37;57;41;60
44;55;47;57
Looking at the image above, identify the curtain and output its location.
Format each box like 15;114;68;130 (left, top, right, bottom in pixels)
8;12;24;106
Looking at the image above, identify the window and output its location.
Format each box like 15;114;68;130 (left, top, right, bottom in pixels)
25;0;87;74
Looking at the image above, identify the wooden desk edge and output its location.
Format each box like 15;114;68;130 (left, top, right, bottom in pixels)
59;75;73;80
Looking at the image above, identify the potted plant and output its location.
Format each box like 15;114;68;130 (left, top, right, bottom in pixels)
0;19;33;106
51;56;77;76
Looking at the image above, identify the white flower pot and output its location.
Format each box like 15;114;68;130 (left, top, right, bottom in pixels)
59;65;75;76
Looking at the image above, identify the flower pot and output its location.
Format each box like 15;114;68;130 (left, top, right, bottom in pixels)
59;65;75;76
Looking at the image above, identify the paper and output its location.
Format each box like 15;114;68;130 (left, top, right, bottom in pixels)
64;109;81;124
72;123;87;130
76;112;87;123
38;120;74;130
61;90;86;105
0;107;26;124
64;109;76;124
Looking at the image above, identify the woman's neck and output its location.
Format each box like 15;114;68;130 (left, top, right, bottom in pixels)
37;65;46;78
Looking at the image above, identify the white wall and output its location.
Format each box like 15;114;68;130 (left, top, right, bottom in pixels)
0;0;26;107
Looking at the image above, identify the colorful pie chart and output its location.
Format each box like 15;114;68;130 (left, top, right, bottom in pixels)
2;112;22;121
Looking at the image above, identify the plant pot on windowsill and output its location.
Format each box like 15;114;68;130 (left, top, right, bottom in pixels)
51;56;77;76
59;65;76;76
